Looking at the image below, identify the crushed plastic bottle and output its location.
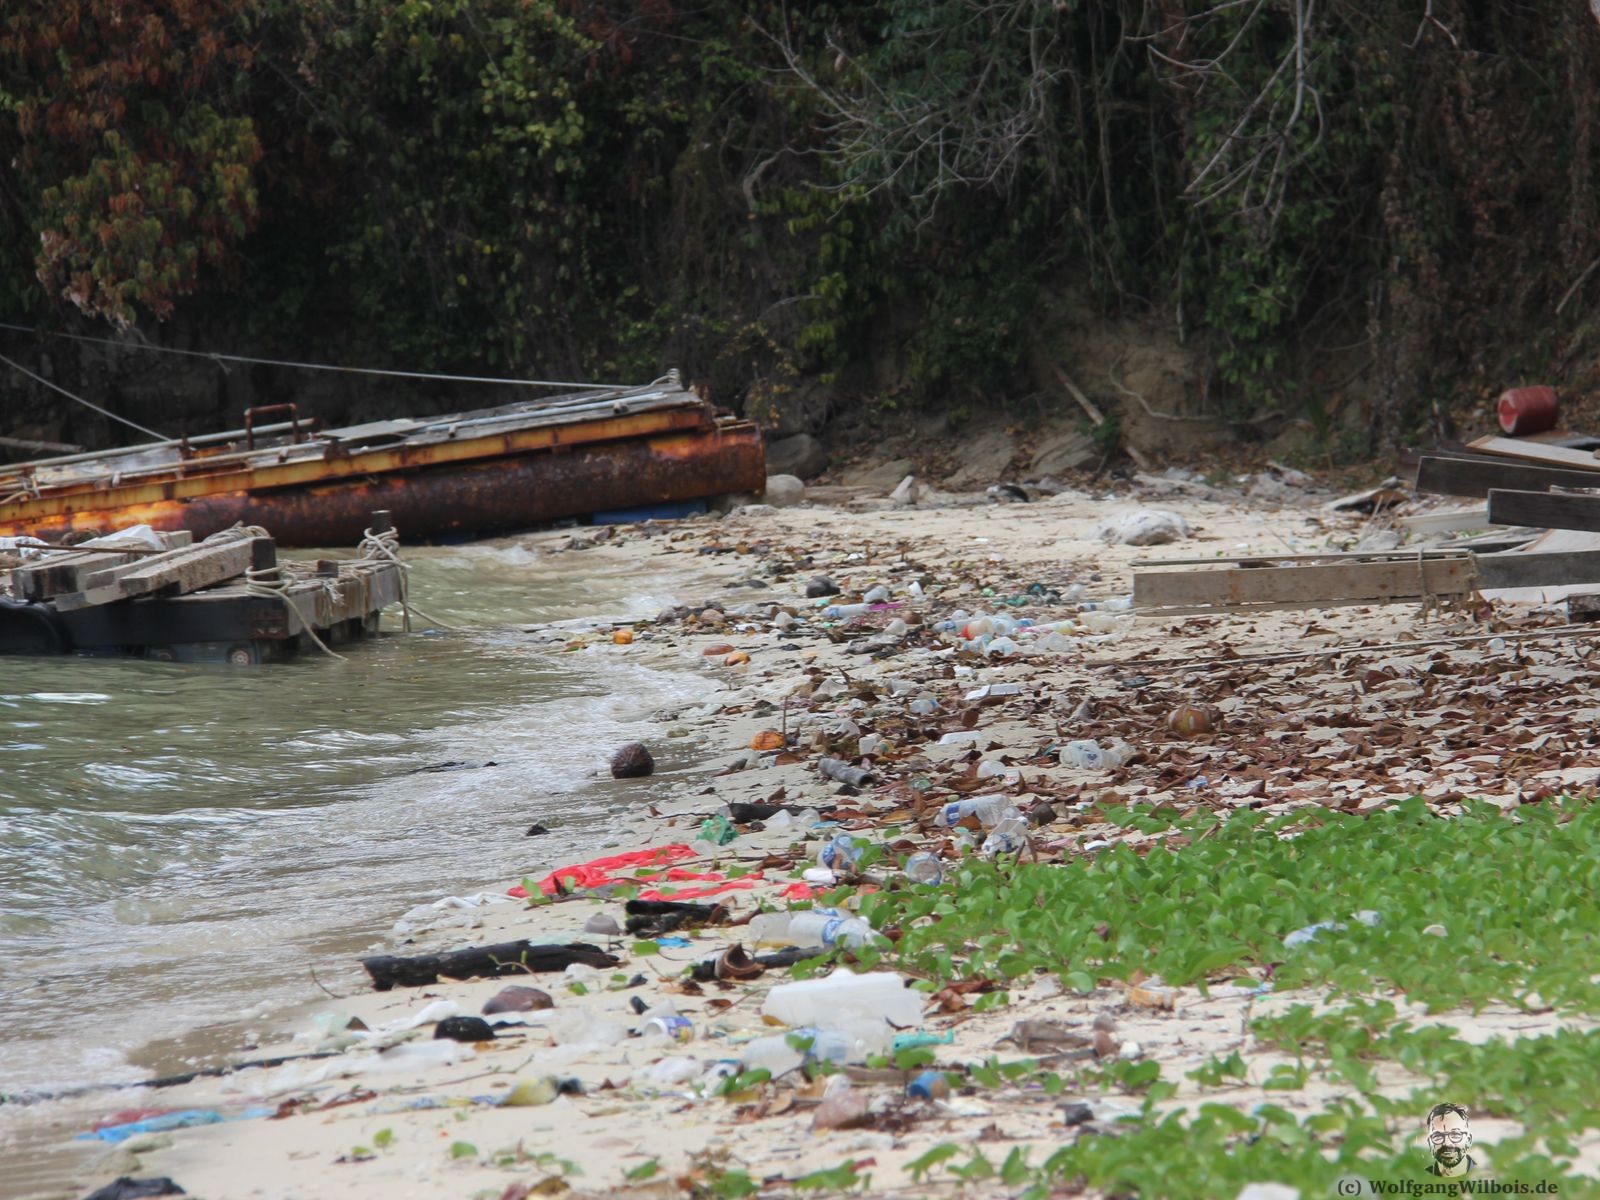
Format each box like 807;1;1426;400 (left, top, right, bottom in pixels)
817;834;864;872
904;852;943;885
1059;740;1132;769
981;816;1027;858
934;794;1020;828
986;636;1021;657
864;585;891;603
908;697;941;716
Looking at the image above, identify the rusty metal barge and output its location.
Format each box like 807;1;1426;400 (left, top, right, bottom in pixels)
0;375;766;547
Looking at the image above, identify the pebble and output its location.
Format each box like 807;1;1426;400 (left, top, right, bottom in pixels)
434;1015;497;1042
805;576;840;598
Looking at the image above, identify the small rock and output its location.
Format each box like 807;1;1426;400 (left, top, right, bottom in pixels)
736;503;778;517
585;913;621;935
765;433;830;479
1095;509;1189;546
609;743;655;778
483;985;554;1014
698;608;726;625
889;475;919;506
434;1015;497;1042
1058;1101;1095;1126
764;474;806;508
811;1086;871;1131
805;575;840;598
525;823;551;836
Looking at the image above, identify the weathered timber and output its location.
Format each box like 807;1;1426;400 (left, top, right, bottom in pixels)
1134;549;1600;611
1567;594;1600;622
1465;435;1600;469
1486;489;1600;532
1475;549;1600;589
10;531;193;601
1133;558;1478;610
361;940;619;990
1416;455;1600;499
106;537;258;599
1397;508;1492;534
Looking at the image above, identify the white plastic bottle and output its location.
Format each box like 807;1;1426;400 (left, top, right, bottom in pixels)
762;971;923;1029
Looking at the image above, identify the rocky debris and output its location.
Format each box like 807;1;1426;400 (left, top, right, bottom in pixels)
609;742;656;778
804;575;840;597
763;474;806;508
765;433;830;479
434;1015;498;1042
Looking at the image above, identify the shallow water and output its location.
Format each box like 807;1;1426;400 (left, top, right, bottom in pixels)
0;544;713;1111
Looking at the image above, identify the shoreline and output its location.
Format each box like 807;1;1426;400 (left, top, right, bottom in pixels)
19;478;1600;1198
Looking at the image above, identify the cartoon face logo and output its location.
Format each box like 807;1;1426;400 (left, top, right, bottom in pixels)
1424;1103;1474;1177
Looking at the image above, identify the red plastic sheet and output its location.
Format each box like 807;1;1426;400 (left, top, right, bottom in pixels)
507;843;698;898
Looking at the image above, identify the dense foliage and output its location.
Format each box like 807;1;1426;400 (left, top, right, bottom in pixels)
3;1;1598;441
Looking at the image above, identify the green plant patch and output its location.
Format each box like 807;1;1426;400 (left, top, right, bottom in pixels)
854;797;1600;1012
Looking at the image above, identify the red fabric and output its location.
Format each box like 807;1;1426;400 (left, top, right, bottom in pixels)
636;877;762;901
506;843;697;898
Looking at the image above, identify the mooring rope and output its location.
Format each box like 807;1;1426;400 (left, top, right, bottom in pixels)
357;525;462;632
243;563;347;662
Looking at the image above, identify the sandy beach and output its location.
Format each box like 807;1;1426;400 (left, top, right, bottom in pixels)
17;470;1600;1200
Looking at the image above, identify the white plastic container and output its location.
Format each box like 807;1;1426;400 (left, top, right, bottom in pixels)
762;971;922;1029
933;794;1018;828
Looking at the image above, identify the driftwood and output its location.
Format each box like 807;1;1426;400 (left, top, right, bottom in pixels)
362;940;618;990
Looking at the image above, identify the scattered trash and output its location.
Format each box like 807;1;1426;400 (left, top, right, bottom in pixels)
763;971;922;1029
501;1076;561;1108
1166;704;1220;736
434;1016;497;1042
1095;509;1189;546
907;1070;951;1100
818;757;874;786
904;851;943;885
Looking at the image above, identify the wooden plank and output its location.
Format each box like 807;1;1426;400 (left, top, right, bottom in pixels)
1475;549;1600;589
1397;508;1492;534
1133;558;1476;609
1416;455;1600;499
9;532;191;601
1465;435;1600;469
77;538;240;594
1134;549;1600;610
1486;489;1600;533
1567;594;1600;623
108;538;258;599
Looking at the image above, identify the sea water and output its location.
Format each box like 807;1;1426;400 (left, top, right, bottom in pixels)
0;542;716;1186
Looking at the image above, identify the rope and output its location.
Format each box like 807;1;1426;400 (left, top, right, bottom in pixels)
356;525;462;632
0;321;630;392
0;350;169;441
244;564;347;661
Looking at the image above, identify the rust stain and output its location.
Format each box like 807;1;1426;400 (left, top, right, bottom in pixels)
1;417;765;546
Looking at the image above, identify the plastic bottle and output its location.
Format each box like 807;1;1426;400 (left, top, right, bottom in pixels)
641;1015;694;1043
816;834;864;872
762;971;923;1030
981;816;1027;858
908;697;940;716
863;585;891;603
904;852;943;885
933;794;1019;829
823;603;871;618
746;909;883;949
1060;740;1132;769
987;636;1020;657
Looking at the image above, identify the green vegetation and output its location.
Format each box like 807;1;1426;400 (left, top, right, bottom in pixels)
855;796;1600;1012
4;3;1598;441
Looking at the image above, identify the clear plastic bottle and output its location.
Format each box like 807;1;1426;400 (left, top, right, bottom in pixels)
933;794;1019;829
904;852;943;885
817;834;864;871
1060;740;1132;769
981;816;1027;858
747;909;882;949
762;971;922;1029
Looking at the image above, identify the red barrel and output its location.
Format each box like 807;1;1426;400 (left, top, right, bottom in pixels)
1497;386;1559;436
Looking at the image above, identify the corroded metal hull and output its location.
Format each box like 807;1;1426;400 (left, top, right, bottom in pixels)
0;383;765;546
